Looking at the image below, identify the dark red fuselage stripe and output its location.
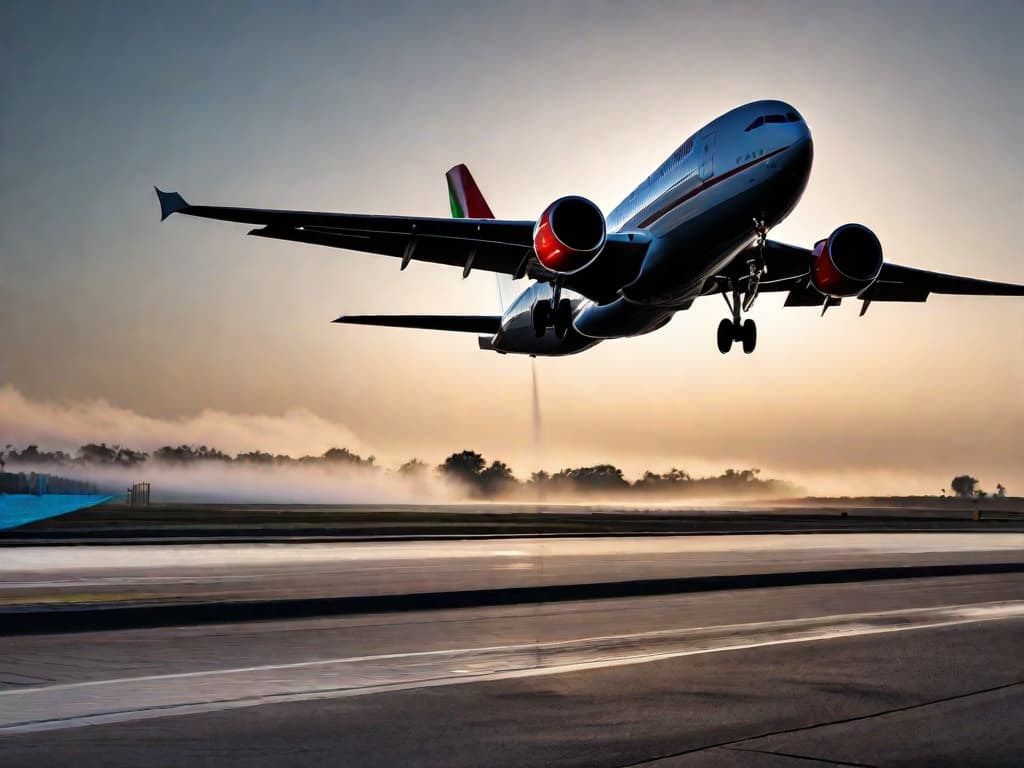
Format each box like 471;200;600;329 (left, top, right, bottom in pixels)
635;145;789;229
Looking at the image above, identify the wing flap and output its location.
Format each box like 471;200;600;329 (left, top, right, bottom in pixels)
250;226;528;274
333;314;501;334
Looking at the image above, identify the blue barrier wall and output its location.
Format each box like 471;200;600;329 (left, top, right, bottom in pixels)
0;494;111;530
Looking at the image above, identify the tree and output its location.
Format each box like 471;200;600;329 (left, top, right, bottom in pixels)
152;444;230;463
995;483;1007;498
114;447;148;466
398;459;428;477
479;460;516;494
8;445;72;465
552;464;629;491
634;468;693;490
951;475;979;498
323;447;375;467
236;451;275;465
78;443;119;465
438;451;487;485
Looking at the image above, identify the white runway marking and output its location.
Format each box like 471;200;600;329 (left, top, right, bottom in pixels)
2;601;1022;734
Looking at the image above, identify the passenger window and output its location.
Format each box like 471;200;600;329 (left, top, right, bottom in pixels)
744;116;764;132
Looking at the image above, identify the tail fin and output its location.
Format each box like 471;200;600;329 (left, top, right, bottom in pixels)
446;164;512;311
445;164;495;219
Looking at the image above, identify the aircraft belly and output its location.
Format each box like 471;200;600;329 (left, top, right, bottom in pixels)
573;299;673;339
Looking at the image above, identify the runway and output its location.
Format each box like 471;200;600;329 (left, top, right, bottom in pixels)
2;532;1023;764
4;532;1022;609
1;573;1022;765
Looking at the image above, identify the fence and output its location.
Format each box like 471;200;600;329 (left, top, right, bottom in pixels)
127;482;151;506
0;472;100;496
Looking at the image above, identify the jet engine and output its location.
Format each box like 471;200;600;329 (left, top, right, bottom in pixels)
533;196;607;274
810;224;884;297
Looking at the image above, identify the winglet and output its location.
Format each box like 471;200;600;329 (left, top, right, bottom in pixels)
154;187;189;221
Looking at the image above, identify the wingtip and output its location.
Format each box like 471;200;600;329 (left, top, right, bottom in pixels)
154;187;189;221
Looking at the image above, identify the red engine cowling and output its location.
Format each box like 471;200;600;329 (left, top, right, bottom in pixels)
810;224;884;297
533;196;607;274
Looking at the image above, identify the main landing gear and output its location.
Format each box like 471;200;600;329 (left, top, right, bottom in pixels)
717;217;767;355
533;282;572;339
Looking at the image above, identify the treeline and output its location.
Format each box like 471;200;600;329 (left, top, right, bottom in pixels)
0;443;375;469
0;443;797;499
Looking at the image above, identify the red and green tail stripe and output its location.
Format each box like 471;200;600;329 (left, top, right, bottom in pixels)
445;164;494;219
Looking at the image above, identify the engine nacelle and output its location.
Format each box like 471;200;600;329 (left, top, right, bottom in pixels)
533;196;606;274
810;224;884;297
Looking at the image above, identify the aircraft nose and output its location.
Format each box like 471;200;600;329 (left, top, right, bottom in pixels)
787;134;813;172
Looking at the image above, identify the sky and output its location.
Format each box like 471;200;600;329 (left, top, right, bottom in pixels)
1;1;1022;495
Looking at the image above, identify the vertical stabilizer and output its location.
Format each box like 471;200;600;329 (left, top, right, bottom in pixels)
446;164;512;310
446;164;495;219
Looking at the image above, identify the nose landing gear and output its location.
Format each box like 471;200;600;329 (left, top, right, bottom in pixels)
717;217;766;355
717;298;757;354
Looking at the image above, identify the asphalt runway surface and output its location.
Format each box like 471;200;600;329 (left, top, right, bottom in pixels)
1;571;1023;766
4;532;1023;610
8;501;1023;544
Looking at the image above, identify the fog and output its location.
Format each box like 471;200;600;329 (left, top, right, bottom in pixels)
1;384;1014;500
6;458;466;505
0;384;368;458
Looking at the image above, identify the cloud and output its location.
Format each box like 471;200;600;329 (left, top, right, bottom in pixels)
0;384;367;458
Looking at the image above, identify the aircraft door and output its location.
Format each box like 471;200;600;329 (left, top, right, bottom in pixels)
699;132;716;180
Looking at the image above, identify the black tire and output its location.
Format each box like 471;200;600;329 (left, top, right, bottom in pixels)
532;302;549;337
558;298;572;322
717;319;734;354
742;318;757;354
554;299;572;339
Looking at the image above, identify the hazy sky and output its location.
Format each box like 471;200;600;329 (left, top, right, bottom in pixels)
2;1;1022;494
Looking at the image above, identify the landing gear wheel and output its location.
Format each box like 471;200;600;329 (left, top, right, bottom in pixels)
717;319;734;354
532;301;550;338
553;298;572;340
741;318;757;354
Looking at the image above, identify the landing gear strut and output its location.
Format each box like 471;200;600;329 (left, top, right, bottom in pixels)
532;281;572;339
716;217;767;354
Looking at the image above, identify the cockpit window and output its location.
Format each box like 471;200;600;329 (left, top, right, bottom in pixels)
746;113;797;131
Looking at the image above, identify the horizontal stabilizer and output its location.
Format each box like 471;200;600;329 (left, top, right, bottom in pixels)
154;187;189;221
333;314;501;334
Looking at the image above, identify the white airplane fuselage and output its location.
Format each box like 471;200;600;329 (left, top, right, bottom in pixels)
490;100;814;355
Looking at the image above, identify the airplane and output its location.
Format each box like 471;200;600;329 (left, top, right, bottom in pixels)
156;99;1024;356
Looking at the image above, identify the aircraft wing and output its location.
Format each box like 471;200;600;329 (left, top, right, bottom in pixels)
155;188;649;302
707;240;1024;309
